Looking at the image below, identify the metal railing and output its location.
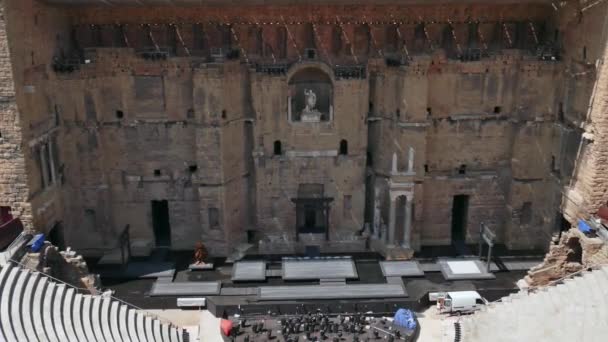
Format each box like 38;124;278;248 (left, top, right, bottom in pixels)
0;232;28;266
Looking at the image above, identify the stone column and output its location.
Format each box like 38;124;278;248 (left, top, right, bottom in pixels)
402;196;413;248
407;147;415;173
391;153;398;174
48;140;56;183
39;144;49;188
387;197;396;246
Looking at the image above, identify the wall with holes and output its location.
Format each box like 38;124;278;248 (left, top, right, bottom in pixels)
1;1;607;255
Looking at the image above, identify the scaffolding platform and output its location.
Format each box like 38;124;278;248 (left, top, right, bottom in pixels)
282;257;358;280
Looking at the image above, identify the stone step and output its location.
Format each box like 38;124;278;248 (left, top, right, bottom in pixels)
53;284;69;342
22;271;40;342
0;265;17;341
136;313;147;342
12;268;30;341
43;282;59;341
110;301;122;341
62;287;79;342
0;264;187;342
100;298;114;341
145;316;155;342
81;295;98;342
72;293;88;342
91;295;104;342
127;309;139;342
118;305;131;342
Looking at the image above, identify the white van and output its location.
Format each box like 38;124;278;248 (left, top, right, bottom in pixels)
429;291;487;314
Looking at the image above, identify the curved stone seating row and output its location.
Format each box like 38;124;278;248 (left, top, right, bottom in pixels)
0;263;188;342
462;265;608;342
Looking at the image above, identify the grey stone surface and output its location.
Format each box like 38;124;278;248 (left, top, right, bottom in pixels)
33;276;49;341
0;266;18;342
53;284;69;342
100;298;114;341
420;263;442;272
380;261;425;277
177;297;206;307
258;283;407;300
82;295;97;342
23;272;40;342
62;288;78;342
438;259;496;280
127;309;138;342
118;305;130;342
91;297;104;342
282;258;358;280
136;313;147;342
110;301;122;341
150;280;221;296
42;282;58;342
220;287;258;296
12;270;29;342
72;294;88;342
232;261;266;281
145;316;155;342
98;261;176;279
153;318;163;342
162;320;171;342
189;263;214;270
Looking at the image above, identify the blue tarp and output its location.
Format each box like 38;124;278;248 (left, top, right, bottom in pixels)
578;219;593;233
393;308;417;331
30;234;45;252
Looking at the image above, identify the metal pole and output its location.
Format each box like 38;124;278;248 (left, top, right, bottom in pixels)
487;243;493;272
478;223;484;259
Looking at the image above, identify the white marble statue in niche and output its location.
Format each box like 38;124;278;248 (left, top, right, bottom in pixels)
301;89;322;122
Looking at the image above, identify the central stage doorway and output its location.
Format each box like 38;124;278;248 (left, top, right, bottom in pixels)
292;184;333;241
451;195;469;245
151;200;171;247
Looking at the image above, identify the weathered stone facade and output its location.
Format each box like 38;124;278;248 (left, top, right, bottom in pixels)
0;0;607;257
0;1;33;229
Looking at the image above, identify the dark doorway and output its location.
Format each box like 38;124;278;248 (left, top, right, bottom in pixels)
151;200;171;247
304;206;317;229
48;223;65;250
395;196;407;245
451;195;469;243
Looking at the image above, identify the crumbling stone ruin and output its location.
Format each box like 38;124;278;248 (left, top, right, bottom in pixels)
0;0;607;261
524;228;608;287
20;242;101;293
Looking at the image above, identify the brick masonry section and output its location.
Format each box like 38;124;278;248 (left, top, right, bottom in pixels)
0;1;32;228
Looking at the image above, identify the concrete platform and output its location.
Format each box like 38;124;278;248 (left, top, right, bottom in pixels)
258;283;407;300
150;280;221;296
282;258;358;280
380;261;425;277
188;263;214;271
98;262;175;279
231;261;266;281
438;259;496;280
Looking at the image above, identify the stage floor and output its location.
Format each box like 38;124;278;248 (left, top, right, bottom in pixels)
95;252;540;314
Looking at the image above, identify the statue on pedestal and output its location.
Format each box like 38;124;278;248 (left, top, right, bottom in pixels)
301;89;322;122
193;241;208;265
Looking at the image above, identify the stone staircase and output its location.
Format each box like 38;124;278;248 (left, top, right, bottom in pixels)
0;262;189;342
461;265;608;342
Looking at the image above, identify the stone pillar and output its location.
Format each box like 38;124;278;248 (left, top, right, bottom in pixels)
402;197;413;248
48;140;56;183
407;147;414;173
391;153;398;174
39;144;49;188
387;197;396;246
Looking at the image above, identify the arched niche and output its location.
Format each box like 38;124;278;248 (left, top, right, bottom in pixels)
287;64;334;123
